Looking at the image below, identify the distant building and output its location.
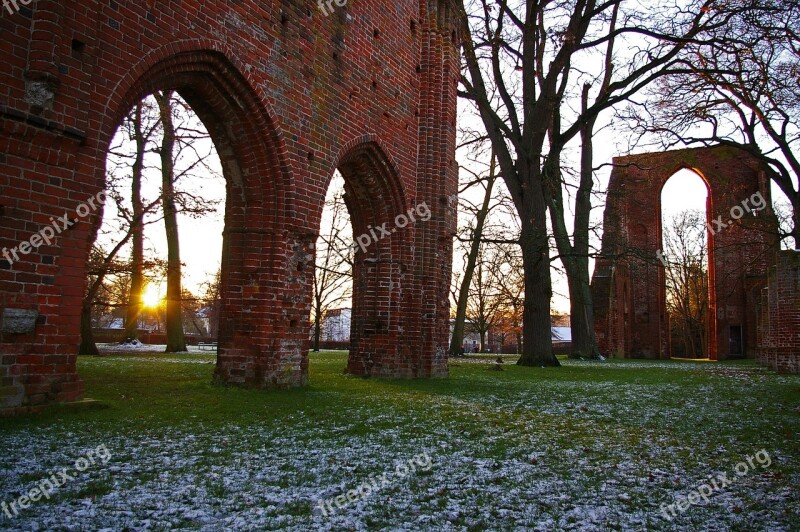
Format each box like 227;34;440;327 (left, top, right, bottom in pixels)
196;306;215;336
552;326;571;343
319;312;572;353
448;318;572;353
104;317;124;330
321;308;351;342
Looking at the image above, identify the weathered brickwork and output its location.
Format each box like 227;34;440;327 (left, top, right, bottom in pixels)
591;146;780;360
0;1;459;415
757;251;800;373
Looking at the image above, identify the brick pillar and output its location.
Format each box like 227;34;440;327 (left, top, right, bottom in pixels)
214;227;311;388
24;0;63;113
403;0;459;377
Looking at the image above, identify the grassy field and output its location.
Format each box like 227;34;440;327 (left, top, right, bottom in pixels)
0;351;798;530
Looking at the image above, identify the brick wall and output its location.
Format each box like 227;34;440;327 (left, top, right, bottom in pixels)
591;146;780;360
0;0;459;415
757;251;800;373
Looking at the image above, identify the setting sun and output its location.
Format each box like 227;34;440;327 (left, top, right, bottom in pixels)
142;284;162;308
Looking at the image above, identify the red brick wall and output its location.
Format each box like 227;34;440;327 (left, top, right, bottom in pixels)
757;251;800;373
0;1;458;414
591;146;780;360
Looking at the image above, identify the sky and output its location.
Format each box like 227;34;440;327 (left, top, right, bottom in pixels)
98;94;226;303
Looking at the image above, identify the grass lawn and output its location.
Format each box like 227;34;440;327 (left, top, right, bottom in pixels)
0;351;798;530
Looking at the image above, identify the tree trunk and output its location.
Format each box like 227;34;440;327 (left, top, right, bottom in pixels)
79;302;100;356
687;321;697;358
566;260;598;359
313;312;322;352
545;86;601;360
124;102;145;342
517;211;559;366
450;154;496;356
793;194;800;250
155;91;187;353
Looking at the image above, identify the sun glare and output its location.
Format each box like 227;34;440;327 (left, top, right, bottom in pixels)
142;284;162;308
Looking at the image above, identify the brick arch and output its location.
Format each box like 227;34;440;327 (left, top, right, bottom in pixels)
98;45;294;221
0;1;458;414
592;145;780;360
656;165;713;213
88;49;307;390
325;140;412;377
318;136;409;229
337;140;408;224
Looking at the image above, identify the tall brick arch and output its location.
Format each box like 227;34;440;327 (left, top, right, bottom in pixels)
0;0;458;415
330;139;409;378
591;146;780;360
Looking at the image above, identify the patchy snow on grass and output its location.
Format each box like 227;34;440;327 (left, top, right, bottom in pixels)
97;341;161;353
0;357;797;530
97;343;215;354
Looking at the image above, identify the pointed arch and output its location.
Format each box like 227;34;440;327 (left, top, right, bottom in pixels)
98;42;294;225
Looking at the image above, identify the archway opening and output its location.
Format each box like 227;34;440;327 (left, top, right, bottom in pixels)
311;142;411;377
83;52;294;390
660;168;711;359
310;171;353;357
86;52;308;390
87;91;225;357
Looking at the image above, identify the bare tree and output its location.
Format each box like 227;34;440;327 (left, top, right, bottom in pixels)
662;210;709;358
112;100;160;341
450;151;498;355
623;0;800;249
84;92;222;353
311;184;353;351
458;0;741;364
152;91;221;352
489;241;526;354
464;249;497;352
153;90;187;353
80;220;153;354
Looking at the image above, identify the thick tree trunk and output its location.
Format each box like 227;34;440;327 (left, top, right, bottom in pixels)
566;260;600;359
517;215;559;366
313;312;322;352
79;302;100;356
450;155;496;356
124;103;145;342
793;195;800;250
155;91;187;353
